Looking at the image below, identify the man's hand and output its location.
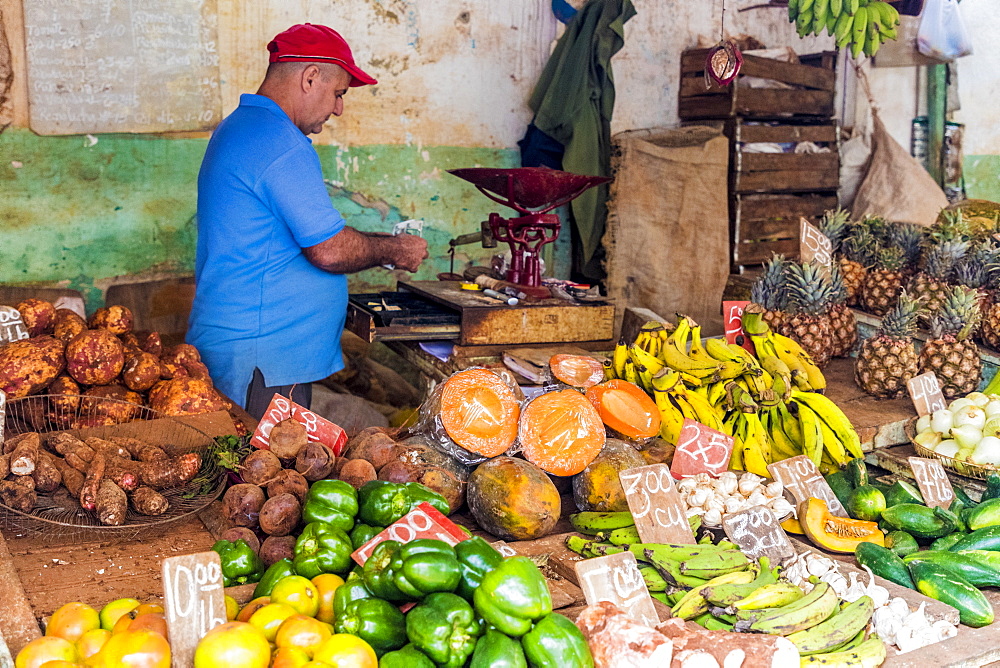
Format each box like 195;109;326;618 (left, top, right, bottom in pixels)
304;226;429;274
388;234;429;272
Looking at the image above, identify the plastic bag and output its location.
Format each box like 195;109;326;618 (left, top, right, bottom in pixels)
917;0;973;62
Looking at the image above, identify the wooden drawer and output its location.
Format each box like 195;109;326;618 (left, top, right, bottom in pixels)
732;193;839;269
728;121;840;194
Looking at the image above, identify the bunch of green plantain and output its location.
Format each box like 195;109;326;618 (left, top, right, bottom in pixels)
788;0;900;58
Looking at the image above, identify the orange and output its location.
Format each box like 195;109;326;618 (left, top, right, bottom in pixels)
193;622;270;668
98;599;139;632
271;647;311;668
224;596;239;621
15;637;79;668
85;629;169;668
270;576;320;619
312;634;377;668
275;615;332;658
310;574;343;625
133;604;163;617
236;596;270;623
125;614;167;640
46;603;100;644
75;629;110;659
248;603;297;642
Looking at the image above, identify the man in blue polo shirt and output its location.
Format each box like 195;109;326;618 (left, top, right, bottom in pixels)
188;24;428;418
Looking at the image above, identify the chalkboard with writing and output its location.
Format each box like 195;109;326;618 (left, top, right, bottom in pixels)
23;0;222;135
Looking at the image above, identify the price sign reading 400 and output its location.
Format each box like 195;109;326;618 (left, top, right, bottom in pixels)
619;464;695;545
907;372;947;417
767;455;848;517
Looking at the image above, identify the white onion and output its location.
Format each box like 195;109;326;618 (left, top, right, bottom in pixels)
914;429;942;450
970;436;1000;466
950;398;976;414
930;409;954;434
986;401;1000;420
968;392;991;407
951;424;984;450
953;406;987;430
916;414;932;433
935;439;960;458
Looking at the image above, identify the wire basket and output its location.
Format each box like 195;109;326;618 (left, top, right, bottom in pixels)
905;417;999;481
1;395;229;542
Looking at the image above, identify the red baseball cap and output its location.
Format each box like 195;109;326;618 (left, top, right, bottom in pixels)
267;23;377;87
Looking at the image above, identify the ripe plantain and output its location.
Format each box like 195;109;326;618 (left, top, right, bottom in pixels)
787;596;875;656
732;582;805;611
740;582;840;635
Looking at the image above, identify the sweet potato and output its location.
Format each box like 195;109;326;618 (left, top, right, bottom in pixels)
65;329;125;386
223;484;265;528
260;535;297;566
89;305;134;335
0;336;66;398
131;486;169;516
0;453;9;479
52;310;87;344
339;459;377;490
294;441;336;481
95;479;128;525
31;453;62;493
107;436;167;462
137;331;163;356
50;456;84;497
122;353;163;392
258;493;301;536
240;449;282;486
266;469;309;504
0;476;36;512
221;527;260;554
119;332;141;349
48;375;81;414
182;360;212;381
9;432;41;475
344;430;399;471
16;299;56;337
268;418;308;459
161;343;201;366
80;452;106;511
160;362;188;380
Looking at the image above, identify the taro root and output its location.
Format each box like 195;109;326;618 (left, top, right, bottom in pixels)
131;486;169;516
221;527;260;554
137;331;163;356
89;305;134;335
344;428;399;471
52;309;87;344
268;418;309;459
15;299;56;336
0;336;66;398
294;441;336;481
161;344;201;367
239;449;282;486
339;459;377;489
122;352;163;392
265;469;309;504
65;329;125;385
48;375;81;414
258;493;301;536
260;535;297;566
222;483;265;528
148;378;228;416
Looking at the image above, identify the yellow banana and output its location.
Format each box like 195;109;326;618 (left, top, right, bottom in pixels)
654;388;685;444
636;363;653;393
630;344;666;376
736;414;770;476
747;412;773;468
660;343;723;377
707;380;729;407
791;390;863;459
687;322;716;365
765;409;801;461
624;358;639;385
669;317;693;353
673;394;700;423
795;399;824;466
603;359;615;382
777;401;804;449
773;333;826;390
705;337;742;363
683;389;726;432
730;415;747;471
613;339;628;378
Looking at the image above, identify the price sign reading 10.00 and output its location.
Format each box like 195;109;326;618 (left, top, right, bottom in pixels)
619;464;695;545
251;393;347;455
162;552;227;668
575;551;659;627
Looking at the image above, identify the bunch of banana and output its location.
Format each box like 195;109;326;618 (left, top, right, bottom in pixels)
742;305;827;392
788;0;900;58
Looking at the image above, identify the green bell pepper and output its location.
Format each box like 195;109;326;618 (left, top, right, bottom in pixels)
292;521;353;578
405;592;482;668
473;556;552;637
357;480;450;527
378;644;435;668
301;479;359;531
351;523;381;550
253;558;295;598
212;539;265;587
363;539;461;602
469;629;527;668
336;597;407;656
455;536;504;601
521;613;594;668
333;571;373;621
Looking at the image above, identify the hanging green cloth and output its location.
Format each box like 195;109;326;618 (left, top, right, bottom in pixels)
528;0;636;279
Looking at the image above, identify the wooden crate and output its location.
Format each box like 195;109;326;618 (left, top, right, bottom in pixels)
679;49;836;121
732;192;838;269
728;121;840;195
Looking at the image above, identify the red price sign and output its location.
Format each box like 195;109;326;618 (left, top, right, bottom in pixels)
672;418;735;479
800;218;832;266
907;372;947;417
723;301;754;354
352;503;469;565
251;394;347;456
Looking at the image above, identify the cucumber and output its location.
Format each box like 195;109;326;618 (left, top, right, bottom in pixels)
903;550;1000;587
959;550;1000;572
855;542;915;589
930;533;965;551
908;559;995;627
884;480;924;507
952;484;978;510
886;531;920;557
966;498;1000;531
949;525;1000;552
881;503;958;539
845;458;869;487
983;473;1000;502
847;485;887;522
825;471;854;511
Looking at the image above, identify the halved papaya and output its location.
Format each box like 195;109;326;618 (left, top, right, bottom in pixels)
549;354;605;389
585;380;661;440
519;389;606;476
434;368;520;458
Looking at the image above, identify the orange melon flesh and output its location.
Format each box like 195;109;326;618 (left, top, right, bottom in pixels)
439;368;520;458
549;354;605;389
586;380;661;440
519;389;606;476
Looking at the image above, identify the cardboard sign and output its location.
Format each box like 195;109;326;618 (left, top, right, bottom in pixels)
0;389;5;450
722;505;795;562
251;394;347;456
0;306;29;348
767;455;848;517
619;464;695;544
490;540;517;558
907;372;947;417
672;418;735;479
800;218;833;266
723;301;755;354
162;551;227;668
908;457;955;509
352;503;469;565
575;551;659;626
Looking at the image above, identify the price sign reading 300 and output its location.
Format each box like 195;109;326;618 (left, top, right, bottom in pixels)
619;464;695;544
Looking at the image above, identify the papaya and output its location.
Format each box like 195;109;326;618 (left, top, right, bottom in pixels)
572;439;646;512
467;457;561;541
421;367;520;460
585;380;661;440
519;389;606;476
549;354;605;389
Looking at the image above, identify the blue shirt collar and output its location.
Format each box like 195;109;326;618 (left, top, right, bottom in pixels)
238;93;312;143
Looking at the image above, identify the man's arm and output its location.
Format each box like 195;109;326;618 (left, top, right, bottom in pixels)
303;227;428;273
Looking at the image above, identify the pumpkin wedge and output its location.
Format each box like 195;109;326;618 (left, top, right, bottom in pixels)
519;389;606;476
432;368;520;459
549;354;605;389
800;497;884;553
585;380;661;440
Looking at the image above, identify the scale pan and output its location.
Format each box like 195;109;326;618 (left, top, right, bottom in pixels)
448;167;609;210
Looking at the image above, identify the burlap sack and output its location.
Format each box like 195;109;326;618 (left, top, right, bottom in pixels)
604;126;730;335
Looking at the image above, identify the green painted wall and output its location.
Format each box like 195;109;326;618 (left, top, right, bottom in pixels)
965;155;1000;203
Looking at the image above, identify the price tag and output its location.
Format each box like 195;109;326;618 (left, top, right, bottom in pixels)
0;306;29;348
722;505;795;562
250;394;347;456
619;464;695;544
672;418;735;479
767;454;847;517
800;218;833;266
490;541;517;557
908;457;955;509
723;301;755;354
352;503;469;565
575;551;659;626
162;551;227;668
907;372;947;417
0;389;5;450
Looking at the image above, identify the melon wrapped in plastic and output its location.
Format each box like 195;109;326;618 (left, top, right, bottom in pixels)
149;378;229;416
519;389;606;476
585;380;661;440
0;336;65;398
65;329;125;385
549;354;605;389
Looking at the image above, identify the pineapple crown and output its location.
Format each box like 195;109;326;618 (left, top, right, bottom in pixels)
818;209;851;254
929;209;972;244
828;262;848;305
750;254;788;310
928;285;982;341
923;239;970;280
877;291;924;341
841;226;878;268
873;244;907;272
954;242;999;290
784;261;835;316
859;216;892;245
889;223;925;270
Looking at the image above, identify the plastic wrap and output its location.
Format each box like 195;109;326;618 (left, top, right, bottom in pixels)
585;380;661;440
548;354;606;389
518;388;606;476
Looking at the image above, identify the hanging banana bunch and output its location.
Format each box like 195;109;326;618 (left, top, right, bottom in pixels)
789;0;900;59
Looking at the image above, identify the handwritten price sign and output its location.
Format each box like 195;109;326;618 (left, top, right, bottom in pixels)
620;464;695;544
0;389;5;449
251;394;347;456
907;372;947;417
722;505;795;562
800;218;833;266
352;503;469;565
768;454;847;517
908;457;955;509
0;306;29;348
162;552;227;668
723;301;755;354
672;418;735;479
575;551;659;626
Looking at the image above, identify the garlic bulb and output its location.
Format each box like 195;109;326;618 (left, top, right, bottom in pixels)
724;496;745;514
770;498;794;518
715;473;738;495
678;478;698;494
722;649;745;668
747;490;769;508
765;481;783;497
685;506;702;518
738;475;761;496
689;488;710;508
703;509;722;526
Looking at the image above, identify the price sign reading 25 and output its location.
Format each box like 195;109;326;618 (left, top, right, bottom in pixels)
619;464;695;545
673;419;735;479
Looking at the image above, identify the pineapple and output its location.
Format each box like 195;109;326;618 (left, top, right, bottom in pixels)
889;222;925;276
855;291;923;398
750;254;789;331
839;226;877;307
828;263;858;357
859;245;907;317
780;261;836;367
919;285;983;399
907;239;968;320
980;251;1000;351
818;208;851;254
954;243;997;338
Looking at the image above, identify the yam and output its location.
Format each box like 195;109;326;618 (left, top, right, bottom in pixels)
344;429;399;471
50;456;84;497
339;459;377;490
122;353;163;392
135;453;201;489
80;453;106;511
148;378;228;416
160;344;201;366
0;453;9;479
182;360;212;381
48;375;81;414
572;439;646;512
466;457;560;541
0;336;66;398
131;486;170;516
137;331;163;356
119;332;141;350
31;453;62;493
424;368;520;459
160;362;189;380
549;354;606;389
240;449;282;486
95;480;128;526
295;441;336;481
268;418;309;459
223;483;265;528
9;432;41;475
519;389;606;476
65;329;125;386
396;435;471;514
258;493;301;536
221;527;260;553
260;535;297;566
265;469;309;504
52;310;87;344
15;299;56;337
84;436;132;460
585;380;661;440
0;477;36;512
89;305;134;335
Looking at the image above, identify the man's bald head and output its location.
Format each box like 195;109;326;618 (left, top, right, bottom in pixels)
263;60;347;84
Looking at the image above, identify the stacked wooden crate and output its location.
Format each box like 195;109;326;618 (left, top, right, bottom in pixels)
679;49;840;272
